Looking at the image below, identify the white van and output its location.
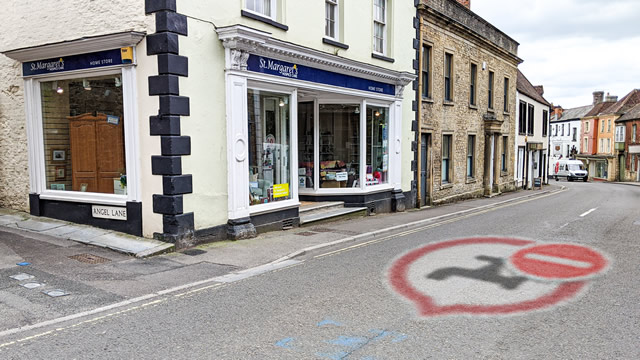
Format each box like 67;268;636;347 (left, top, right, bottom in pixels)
552;159;588;182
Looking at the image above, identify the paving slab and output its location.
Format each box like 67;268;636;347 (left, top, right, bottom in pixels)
16;219;65;232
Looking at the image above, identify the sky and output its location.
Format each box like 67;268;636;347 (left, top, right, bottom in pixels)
472;0;640;109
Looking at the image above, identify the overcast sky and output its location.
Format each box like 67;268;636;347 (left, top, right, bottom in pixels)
472;0;640;109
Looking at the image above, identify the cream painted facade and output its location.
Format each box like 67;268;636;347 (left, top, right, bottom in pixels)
0;0;417;244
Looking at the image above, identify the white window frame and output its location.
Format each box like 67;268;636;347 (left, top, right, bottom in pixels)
325;0;339;40
373;0;387;55
245;0;277;20
24;67;140;206
584;137;588;152
245;83;299;215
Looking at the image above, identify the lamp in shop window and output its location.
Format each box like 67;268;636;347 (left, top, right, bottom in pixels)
279;99;285;107
354;106;360;114
82;79;91;91
53;81;64;94
114;76;122;87
374;110;380;117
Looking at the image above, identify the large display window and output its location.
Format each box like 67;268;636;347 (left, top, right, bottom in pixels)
248;89;292;205
40;74;126;194
366;105;389;185
318;104;360;189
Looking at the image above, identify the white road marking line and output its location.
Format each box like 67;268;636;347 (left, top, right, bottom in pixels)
580;208;598;217
523;253;593;268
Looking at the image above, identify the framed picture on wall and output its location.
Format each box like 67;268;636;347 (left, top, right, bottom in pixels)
55;166;65;180
52;150;65;161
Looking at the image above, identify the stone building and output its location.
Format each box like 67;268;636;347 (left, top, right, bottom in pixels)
415;0;521;206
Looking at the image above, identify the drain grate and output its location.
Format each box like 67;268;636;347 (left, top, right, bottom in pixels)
69;253;111;264
282;218;295;230
296;231;317;237
182;249;207;256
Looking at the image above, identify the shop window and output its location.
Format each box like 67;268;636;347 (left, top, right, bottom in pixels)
41;75;126;194
366;106;389;186
441;134;452;183
248;89;291;205
297;102;314;189
325;0;338;39
319;104;360;189
373;0;387;54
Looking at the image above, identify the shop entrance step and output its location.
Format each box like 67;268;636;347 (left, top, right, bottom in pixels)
299;201;367;225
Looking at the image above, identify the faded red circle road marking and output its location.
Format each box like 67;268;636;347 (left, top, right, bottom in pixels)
510;243;607;281
388;237;586;317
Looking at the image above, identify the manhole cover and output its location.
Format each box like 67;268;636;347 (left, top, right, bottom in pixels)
296;231;318;237
42;289;69;297
10;273;34;281
182;249;207;256
21;282;44;289
69;254;111;264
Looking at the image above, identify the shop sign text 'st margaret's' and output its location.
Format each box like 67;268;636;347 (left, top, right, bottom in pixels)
259;58;299;78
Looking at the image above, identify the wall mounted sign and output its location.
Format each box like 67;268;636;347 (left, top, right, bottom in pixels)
23;47;133;76
92;205;127;221
247;55;395;96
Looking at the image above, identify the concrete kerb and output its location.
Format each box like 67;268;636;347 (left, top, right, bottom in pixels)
268;186;565;265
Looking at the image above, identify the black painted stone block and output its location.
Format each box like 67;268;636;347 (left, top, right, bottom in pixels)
414;17;419;29
163;175;193;195
29;193;41;216
411;160;418;172
156;11;188;36
152;155;182;175
413;59;419;71
159;96;190;116
164;212;194;234
153;194;183;215
161;136;191;156
413;38;419;50
147;32;179;55
150;115;181;136
149;75;180;96
158;54;188;76
411;141;418;152
412;100;417;111
412;80;419;91
411;120;418;132
145;0;176;14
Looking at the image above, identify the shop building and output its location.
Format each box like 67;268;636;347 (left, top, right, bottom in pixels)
514;70;551;189
0;1;416;246
615;103;640;182
415;0;520;206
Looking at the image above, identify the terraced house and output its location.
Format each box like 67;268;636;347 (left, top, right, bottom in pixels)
415;0;521;206
0;0;416;247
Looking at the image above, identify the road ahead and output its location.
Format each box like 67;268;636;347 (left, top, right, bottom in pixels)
1;182;639;359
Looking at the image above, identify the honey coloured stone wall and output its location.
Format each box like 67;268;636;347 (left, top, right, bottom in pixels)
418;4;519;204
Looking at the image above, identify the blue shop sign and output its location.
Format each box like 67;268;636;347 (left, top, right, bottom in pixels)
246;55;395;96
23;48;131;76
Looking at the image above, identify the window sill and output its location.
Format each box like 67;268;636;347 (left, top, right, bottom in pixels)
440;183;453;189
241;10;289;31
487;108;495;113
466;178;477;184
422;97;433;103
469;104;478;110
371;53;395;63
443;100;454;107
322;38;349;49
503;111;510;116
501;171;509;177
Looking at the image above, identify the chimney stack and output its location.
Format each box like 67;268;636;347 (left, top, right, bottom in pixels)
605;94;618;103
592;91;604;105
534;85;544;96
456;0;470;9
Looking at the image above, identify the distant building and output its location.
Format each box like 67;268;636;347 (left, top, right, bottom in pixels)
514;70;551;189
613;91;640;182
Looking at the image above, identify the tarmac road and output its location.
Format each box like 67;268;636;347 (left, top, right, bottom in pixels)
0;181;638;359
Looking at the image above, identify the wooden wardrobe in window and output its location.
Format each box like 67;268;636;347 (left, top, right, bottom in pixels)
68;113;125;193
